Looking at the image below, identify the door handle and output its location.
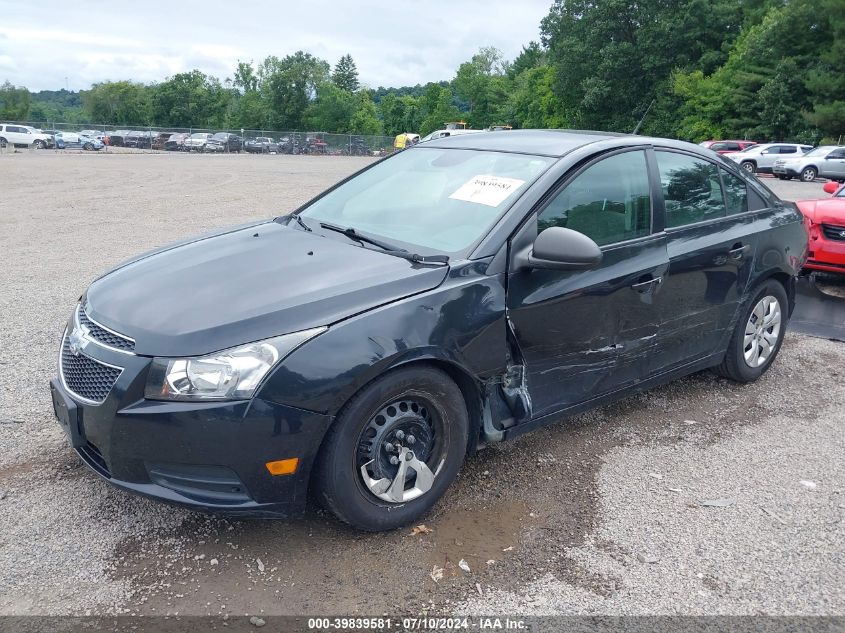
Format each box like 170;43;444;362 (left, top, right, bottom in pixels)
728;244;751;260
631;276;662;292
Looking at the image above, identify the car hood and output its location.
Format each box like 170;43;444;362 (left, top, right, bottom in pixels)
85;221;449;357
797;198;845;225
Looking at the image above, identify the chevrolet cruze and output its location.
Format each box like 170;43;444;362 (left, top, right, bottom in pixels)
52;130;807;531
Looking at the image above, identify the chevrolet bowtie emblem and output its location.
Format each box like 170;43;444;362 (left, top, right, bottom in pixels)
68;324;90;356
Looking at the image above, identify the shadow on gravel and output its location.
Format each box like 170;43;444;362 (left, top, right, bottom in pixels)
791;274;845;342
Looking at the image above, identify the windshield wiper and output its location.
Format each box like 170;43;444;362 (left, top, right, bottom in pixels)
291;214;312;232
319;222;449;266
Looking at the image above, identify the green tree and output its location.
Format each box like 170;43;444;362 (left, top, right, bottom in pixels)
81;81;151;125
233;60;259;93
540;0;745;132
805;0;845;139
306;83;357;132
349;90;382;135
332;54;360;92
151;70;233;127
260;52;330;130
453;46;507;128
419;86;461;135
0;81;31;120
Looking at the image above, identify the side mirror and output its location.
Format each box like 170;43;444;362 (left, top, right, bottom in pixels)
524;226;602;270
823;181;840;195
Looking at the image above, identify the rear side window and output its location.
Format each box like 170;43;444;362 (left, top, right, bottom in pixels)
538;150;651;246
655;151;726;228
721;169;748;215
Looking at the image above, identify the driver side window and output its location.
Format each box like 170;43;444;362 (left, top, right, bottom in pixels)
537;150;652;247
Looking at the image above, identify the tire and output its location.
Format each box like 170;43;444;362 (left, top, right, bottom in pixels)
33;140;45;150
740;161;756;175
314;365;468;531
83;142;93;151
713;279;788;383
801;166;817;182
0;136;6;148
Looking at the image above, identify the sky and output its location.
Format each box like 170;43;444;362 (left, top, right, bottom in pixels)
0;0;553;92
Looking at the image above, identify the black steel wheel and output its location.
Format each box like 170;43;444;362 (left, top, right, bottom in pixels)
314;366;468;531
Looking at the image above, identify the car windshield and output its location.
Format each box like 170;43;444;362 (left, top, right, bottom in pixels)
740;145;762;153
190;133;207;139
805;146;836;157
299;147;554;254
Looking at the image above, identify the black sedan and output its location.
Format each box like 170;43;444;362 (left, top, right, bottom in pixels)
51;130;807;531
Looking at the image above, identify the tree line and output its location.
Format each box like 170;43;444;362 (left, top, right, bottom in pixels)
1;0;843;142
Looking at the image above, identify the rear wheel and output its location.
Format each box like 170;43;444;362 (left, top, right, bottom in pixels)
801;166;818;182
714;280;788;382
314;366;468;531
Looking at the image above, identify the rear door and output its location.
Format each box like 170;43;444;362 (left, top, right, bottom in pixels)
649;149;757;372
506;148;669;418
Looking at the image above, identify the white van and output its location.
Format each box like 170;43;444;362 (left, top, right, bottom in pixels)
0;124;52;148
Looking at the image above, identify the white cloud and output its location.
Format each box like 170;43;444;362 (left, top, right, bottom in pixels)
0;0;552;90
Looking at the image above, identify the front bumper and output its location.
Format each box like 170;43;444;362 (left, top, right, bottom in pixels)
50;337;333;517
806;235;845;274
773;163;800;177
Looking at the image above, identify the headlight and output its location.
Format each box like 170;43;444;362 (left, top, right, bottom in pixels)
144;327;325;401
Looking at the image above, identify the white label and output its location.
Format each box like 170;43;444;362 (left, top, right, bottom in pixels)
448;174;526;207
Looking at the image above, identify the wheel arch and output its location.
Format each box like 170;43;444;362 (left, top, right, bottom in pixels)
748;269;796;318
318;355;486;462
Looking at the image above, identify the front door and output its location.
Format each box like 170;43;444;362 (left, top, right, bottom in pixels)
506;149;669;419
821;148;845;179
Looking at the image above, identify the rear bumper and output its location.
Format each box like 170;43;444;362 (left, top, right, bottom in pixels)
51;375;333;517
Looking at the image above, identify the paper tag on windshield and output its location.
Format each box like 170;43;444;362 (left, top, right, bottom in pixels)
448;174;526;207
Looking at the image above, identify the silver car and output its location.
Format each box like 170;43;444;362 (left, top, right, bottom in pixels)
773;145;845;182
723;143;813;175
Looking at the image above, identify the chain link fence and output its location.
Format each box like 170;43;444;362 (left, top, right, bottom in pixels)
1;120;395;156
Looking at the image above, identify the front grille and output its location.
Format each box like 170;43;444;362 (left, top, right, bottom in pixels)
78;306;135;352
78;441;111;478
822;224;845;241
60;335;122;404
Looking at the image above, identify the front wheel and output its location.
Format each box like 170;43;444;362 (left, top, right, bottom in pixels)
713;280;788;382
314;366;468;531
83;142;93;151
33;140;45;149
740;161;756;174
801;166;818;182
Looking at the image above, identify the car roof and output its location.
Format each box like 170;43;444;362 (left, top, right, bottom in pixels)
420;128;704;158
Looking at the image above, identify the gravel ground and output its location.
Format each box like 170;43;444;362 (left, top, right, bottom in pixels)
0;152;842;617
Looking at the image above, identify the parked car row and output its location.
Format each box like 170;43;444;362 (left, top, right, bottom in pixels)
700;139;845;182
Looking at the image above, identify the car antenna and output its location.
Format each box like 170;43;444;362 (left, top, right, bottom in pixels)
632;99;655;135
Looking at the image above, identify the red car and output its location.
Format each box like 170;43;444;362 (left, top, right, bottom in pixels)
699;140;758;154
796;181;845;274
